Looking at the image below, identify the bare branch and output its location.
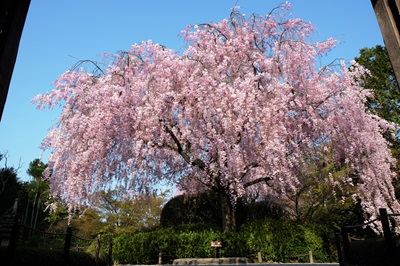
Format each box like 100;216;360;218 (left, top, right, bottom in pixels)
244;176;273;188
163;124;206;170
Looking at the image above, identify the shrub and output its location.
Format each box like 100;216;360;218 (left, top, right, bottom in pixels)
112;220;330;264
160;192;222;228
238;219;328;263
160;192;285;229
113;223;223;264
113;231;157;264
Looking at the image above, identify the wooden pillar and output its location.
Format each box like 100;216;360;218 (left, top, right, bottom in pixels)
335;231;344;266
379;208;397;266
371;0;400;89
5;215;20;266
0;0;31;120
341;227;351;265
63;227;72;263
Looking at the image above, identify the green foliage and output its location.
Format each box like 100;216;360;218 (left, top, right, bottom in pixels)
160;191;222;228
92;188;167;234
170;224;222;259
239;219;328;262
19;159;50;231
26;159;48;181
354;45;400;199
113;230;158;264
161;191;285;229
19;234;65;249
113;220;330;264
354;45;400;125
0;153;21;214
236;198;285;225
220;230;248;258
162;173;362;236
70;209;105;238
113;223;222;264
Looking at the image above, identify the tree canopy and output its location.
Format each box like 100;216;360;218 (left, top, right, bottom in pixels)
23;158;49;231
33;3;399;232
354;45;400;200
354;45;400;125
0;153;20;214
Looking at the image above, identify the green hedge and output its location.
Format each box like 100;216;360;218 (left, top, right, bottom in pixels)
113;224;222;264
112;230;157;264
113;220;330;264
239;220;328;262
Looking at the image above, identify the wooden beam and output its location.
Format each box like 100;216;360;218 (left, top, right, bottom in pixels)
371;0;400;89
0;0;31;121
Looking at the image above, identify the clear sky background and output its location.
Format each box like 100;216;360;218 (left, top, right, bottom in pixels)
0;0;385;182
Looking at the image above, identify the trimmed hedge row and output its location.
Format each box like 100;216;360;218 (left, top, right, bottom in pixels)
240;220;328;262
113;220;331;264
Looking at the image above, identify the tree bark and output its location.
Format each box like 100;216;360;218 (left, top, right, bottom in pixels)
219;190;236;233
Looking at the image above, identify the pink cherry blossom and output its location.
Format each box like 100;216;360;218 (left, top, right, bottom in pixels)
33;3;399;232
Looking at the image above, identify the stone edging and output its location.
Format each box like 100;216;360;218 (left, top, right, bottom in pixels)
173;257;251;265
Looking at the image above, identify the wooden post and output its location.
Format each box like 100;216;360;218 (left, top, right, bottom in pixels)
257;252;262;263
379;208;397;265
309;250;314;264
63;227;72;263
214;247;219;258
341;226;350;265
335;231;344;266
158;252;162;265
5;214;20;266
371;0;400;89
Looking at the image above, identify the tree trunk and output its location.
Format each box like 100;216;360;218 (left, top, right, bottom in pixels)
33;197;41;231
30;182;40;235
219;190;236;233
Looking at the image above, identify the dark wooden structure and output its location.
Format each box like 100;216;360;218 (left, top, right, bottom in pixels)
0;0;30;121
371;0;400;88
336;208;400;266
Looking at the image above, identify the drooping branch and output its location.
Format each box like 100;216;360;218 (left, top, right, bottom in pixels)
70;58;105;77
101;195;119;215
163;123;205;170
239;162;259;180
239;162;274;188
244;176;273;188
198;23;228;41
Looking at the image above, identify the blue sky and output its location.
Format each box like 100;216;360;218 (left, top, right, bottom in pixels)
0;0;384;181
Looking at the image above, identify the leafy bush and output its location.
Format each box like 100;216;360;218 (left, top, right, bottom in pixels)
160;192;285;229
113;231;157;264
240;219;328;262
113;223;223;264
160;191;222;228
113;220;330;264
220;230;248;257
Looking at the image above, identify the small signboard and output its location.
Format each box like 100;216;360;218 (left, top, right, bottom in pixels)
210;240;222;248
